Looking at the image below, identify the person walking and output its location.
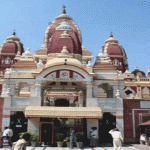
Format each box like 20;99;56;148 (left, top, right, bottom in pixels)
109;128;123;150
2;127;9;137
89;127;97;148
70;126;76;149
12;133;31;150
7;126;13;146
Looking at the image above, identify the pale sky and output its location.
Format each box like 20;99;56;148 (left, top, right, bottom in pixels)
0;0;150;75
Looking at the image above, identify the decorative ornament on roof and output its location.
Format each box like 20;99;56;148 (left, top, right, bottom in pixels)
105;33;118;43
60;30;71;38
110;32;113;37
134;65;139;71
24;48;31;55
56;20;74;30
6;30;20;41
116;89;121;98
23;48;32;59
98;49;107;58
61;46;69;54
62;5;66;14
37;60;43;68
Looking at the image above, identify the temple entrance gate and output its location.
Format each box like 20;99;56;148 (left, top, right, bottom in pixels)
99;112;116;144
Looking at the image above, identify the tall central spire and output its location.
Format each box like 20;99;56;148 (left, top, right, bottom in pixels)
62;5;66;14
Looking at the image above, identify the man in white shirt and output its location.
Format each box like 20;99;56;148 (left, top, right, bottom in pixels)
109;128;123;150
7;126;13;146
2;127;9;137
90;127;97;147
12;133;31;150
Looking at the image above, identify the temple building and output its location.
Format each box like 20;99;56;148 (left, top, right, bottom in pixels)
0;7;149;145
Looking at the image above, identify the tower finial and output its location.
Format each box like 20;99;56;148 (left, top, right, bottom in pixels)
110;32;113;37
62;5;66;14
12;30;16;36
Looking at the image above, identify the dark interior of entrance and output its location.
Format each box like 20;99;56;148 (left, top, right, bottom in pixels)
41;123;52;145
10;111;28;142
99;112;116;144
55;99;69;107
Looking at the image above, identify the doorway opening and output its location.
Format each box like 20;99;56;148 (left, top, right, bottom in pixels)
55;99;69;107
10;111;28;142
99;112;116;145
40;122;54;146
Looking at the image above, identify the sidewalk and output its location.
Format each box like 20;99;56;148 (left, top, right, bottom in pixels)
0;144;149;150
0;145;140;150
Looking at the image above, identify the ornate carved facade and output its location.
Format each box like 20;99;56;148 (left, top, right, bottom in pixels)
0;7;149;145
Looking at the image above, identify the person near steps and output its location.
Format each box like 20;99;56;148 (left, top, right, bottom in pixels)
109;128;123;150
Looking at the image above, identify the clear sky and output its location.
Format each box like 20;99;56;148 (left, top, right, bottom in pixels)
0;0;150;75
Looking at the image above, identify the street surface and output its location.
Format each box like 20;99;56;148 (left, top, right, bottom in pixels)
0;145;144;150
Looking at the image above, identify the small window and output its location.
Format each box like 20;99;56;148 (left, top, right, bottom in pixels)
113;59;119;66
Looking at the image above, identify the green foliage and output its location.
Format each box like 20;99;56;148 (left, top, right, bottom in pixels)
19;132;32;139
76;132;84;142
63;136;70;143
19;132;39;142
69;103;76;107
46;102;51;106
31;134;39;142
55;133;65;142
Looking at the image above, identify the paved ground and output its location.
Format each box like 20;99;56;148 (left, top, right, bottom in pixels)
0;144;149;150
0;145;140;150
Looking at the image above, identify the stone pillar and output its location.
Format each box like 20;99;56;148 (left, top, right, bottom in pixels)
78;91;83;107
86;81;93;107
2;96;11;130
87;119;99;146
35;82;41;97
116;89;124;137
1;83;8;97
30;84;35;97
28;118;40;136
31;81;42;106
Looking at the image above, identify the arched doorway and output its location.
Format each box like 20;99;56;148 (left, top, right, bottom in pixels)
55;99;69;107
99;112;116;145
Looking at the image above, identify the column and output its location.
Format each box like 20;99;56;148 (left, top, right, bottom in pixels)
86;81;92;107
115;89;124;137
30;84;35;97
35;81;41;97
1;83;8;97
28;118;40;136
78;91;83;107
30;81;41;106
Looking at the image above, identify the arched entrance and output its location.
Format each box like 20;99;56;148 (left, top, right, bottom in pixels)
99;112;116;145
55;99;69;107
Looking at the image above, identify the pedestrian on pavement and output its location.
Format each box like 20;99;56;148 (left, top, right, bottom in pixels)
109;128;123;150
1;126;10;147
70;126;77;149
12;133;31;150
89;127;97;148
7;126;13;146
2;127;9;137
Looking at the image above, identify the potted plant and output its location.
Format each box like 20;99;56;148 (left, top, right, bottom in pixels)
55;133;64;147
30;134;39;147
76;132;84;148
63;136;70;147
